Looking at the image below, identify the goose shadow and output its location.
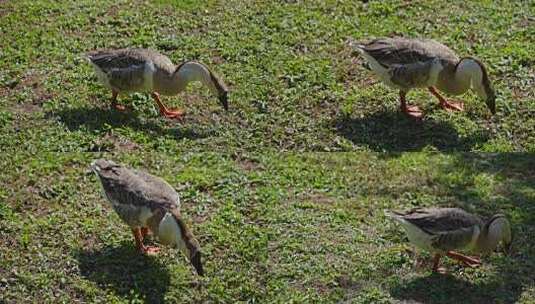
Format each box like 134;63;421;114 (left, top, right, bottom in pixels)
390;271;523;304
332;110;490;152
47;105;215;141
75;242;170;303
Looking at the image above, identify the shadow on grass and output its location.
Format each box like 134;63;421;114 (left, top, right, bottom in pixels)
390;154;534;304
333;110;489;152
75;242;170;303
48;105;214;141
390;272;522;304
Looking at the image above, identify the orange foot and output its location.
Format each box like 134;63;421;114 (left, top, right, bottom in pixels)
447;251;481;268
141;246;160;255
439;100;464;112
112;103;128;112
401;105;423;119
160;108;185;120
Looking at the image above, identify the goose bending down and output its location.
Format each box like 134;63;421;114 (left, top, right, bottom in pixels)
350;37;496;119
90;159;204;276
386;208;511;273
87;48;229;120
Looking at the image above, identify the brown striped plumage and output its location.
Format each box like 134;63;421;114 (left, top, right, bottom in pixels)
351;37;496;118
87;48;229;119
91;159;204;276
388;207;511;273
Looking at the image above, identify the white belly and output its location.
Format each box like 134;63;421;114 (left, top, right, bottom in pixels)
402;222;435;252
142;61;156;92
157;212;186;252
426;60;443;87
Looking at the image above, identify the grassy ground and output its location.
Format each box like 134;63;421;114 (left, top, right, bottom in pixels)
1;0;535;303
0;0;534;152
1;153;534;303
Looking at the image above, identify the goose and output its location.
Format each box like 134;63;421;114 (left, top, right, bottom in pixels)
87;48;229;119
90;159;204;276
350;37;496;118
386;208;511;273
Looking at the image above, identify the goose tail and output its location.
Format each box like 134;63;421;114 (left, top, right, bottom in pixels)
347;38;368;53
384;210;406;223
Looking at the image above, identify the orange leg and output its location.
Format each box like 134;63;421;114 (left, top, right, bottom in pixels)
111;90;127;111
132;227;145;252
131;227;160;255
447;251;481;268
399;91;423;119
432;254;447;274
151;92;184;120
428;87;464;112
141;227;150;238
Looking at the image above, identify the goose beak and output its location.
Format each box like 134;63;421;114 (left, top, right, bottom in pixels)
219;91;229;111
191;251;204;276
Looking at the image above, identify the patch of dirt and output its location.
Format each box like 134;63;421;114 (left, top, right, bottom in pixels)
342;59;378;88
299;191;335;205
0;86;8;98
106;4;120;17
10;103;40;114
0;3;11;18
336;274;362;290
7;72;56;114
211;54;225;65
88;132;140;152
8;184;51;217
235;158;263;172
310;280;330;295
81;234;101;249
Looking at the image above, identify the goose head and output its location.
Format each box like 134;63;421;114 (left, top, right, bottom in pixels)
166;213;204;276
217;89;229;112
458;57;496;114
206;68;228;111
189;246;204;276
477;214;512;254
185;238;204;276
174;61;229;111
203;65;229;111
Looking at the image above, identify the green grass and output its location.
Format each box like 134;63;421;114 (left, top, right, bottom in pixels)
0;0;534;152
1;0;535;303
1;153;534;302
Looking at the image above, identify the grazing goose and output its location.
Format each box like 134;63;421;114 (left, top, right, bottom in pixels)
350;37;496;118
87;48;229;119
90;159;204;276
386;208;511;273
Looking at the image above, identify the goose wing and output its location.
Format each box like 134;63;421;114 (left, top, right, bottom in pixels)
88;49;150;91
95;163;179;211
399;208;482;250
356;38;456;88
358;38;454;67
431;226;479;251
88;49;147;71
133;170;181;209
399;208;481;233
